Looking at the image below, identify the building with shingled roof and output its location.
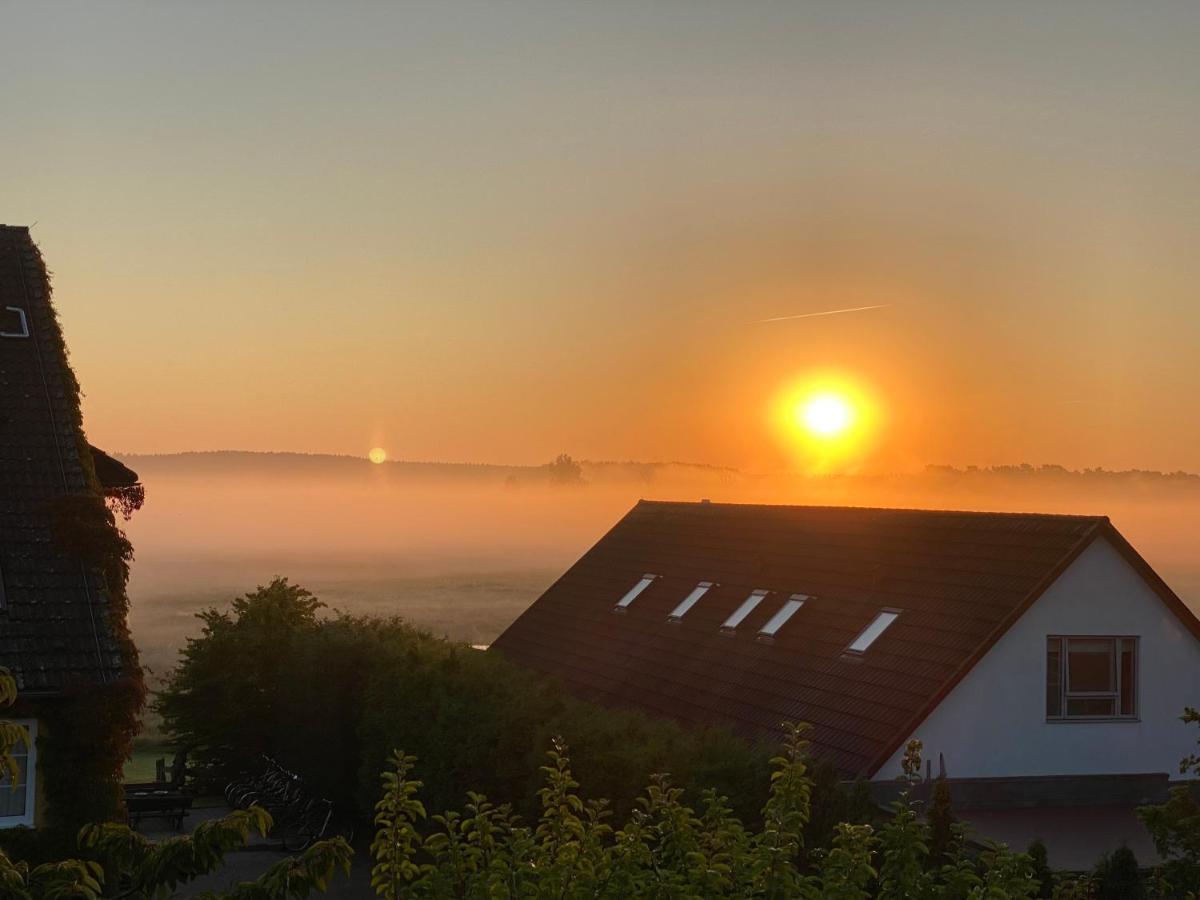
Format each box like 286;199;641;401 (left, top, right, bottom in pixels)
1;225;144;830
492;499;1200;867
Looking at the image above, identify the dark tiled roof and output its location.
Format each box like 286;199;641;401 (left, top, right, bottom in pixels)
0;225;125;692
492;500;1136;776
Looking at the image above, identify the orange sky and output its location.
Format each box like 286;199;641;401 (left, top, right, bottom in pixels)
4;3;1199;472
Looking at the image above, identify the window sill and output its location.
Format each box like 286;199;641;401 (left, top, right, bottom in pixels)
1045;717;1141;724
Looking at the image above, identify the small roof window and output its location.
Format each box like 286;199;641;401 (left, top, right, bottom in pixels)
614;574;658;611
847;609;901;653
668;582;716;621
758;594;809;638
721;589;769;632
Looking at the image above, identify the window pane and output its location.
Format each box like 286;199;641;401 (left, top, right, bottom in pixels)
1066;697;1116;717
0;751;29;818
1046;638;1062;717
847;610;899;653
1120;639;1137;716
1067;638;1115;692
0;785;27;817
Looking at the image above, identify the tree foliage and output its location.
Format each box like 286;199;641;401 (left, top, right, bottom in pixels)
156;580;785;827
1138;706;1200;895
364;730;1042;899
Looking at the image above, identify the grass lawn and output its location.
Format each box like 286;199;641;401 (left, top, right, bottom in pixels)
125;744;173;783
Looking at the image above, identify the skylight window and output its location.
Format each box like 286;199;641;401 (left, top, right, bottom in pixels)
668;582;715;621
721;589;769;632
847;609;901;654
614;574;658;611
758;594;808;638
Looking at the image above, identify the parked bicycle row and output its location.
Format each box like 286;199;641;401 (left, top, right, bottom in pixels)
225;756;354;851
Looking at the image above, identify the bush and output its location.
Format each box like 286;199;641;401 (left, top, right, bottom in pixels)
367;727;1042;898
160;580;874;834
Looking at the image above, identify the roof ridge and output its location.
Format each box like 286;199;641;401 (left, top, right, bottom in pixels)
636;498;1110;522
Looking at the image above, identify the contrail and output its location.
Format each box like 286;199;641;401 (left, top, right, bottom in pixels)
754;304;891;324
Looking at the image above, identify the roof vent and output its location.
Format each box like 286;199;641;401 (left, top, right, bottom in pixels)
614;574;658;613
667;581;716;622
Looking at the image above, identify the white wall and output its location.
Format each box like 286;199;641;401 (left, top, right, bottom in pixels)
872;537;1200;780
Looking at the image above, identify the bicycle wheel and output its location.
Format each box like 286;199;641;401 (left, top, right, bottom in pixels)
281;812;316;852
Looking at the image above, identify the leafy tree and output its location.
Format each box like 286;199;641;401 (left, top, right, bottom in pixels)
157;578;326;788
546;453;583;485
159;581;775;826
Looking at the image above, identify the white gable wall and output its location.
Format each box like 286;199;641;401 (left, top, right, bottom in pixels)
872;536;1200;780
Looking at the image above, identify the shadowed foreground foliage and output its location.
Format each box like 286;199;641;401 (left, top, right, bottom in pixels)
0;667;351;899
367;729;1046;899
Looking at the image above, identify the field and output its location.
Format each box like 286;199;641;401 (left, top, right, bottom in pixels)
119;452;1200;780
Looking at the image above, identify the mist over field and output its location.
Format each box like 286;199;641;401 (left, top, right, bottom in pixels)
119;452;1200;679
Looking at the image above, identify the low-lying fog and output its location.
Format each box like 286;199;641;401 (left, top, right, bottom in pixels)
119;453;1200;679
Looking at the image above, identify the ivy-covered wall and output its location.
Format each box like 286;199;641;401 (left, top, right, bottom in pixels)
6;236;146;838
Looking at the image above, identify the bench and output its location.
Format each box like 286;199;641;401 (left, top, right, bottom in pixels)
126;788;194;831
125;748;192;831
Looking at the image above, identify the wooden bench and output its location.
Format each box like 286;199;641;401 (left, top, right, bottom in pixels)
126;788;194;831
125;749;192;831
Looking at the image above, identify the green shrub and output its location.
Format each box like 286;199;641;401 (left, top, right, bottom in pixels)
159;580;805;829
367;729;1042;899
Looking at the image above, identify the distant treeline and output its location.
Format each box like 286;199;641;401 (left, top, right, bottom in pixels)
118;450;1200;490
116;450;744;486
924;462;1200;484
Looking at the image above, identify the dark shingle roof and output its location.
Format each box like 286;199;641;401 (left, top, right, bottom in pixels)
491;499;1196;776
0;225;125;692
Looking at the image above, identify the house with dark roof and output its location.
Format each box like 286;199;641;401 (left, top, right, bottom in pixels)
492;499;1200;866
1;225;144;830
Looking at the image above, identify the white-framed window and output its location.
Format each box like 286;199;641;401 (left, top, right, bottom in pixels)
1046;636;1138;720
846;609;901;654
721;589;769;632
0;719;37;828
758;595;808;638
614;574;658;612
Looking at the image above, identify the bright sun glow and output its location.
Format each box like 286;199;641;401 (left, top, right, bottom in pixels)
368;447;387;464
800;394;853;438
771;373;877;469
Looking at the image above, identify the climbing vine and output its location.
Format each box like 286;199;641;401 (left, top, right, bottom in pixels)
12;237;146;835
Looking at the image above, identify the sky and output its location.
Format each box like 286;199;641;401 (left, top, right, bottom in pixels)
3;2;1199;472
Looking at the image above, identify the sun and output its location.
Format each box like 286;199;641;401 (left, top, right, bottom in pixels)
771;373;878;469
800;394;853;438
368;447;387;464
